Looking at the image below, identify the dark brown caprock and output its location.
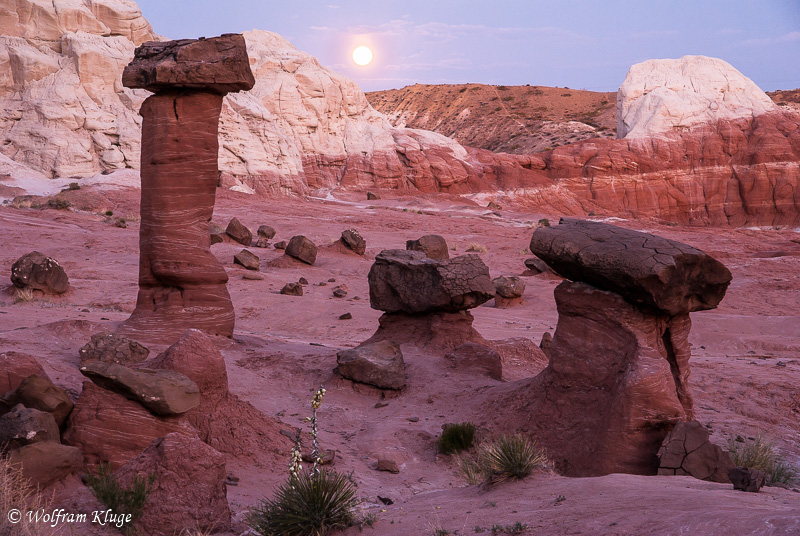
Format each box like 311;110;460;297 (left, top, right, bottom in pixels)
119;34;255;341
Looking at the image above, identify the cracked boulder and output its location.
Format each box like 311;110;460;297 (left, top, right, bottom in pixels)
79;332;150;365
529;218;731;315
369;250;495;314
658;420;734;483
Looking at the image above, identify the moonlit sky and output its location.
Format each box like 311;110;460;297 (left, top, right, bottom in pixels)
134;0;800;93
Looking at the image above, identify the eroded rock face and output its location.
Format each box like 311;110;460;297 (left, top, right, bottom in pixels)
369;250;495;314
118;34;255;341
10;251;69;294
115;433;230;536
530;219;731;315
657;420;734;483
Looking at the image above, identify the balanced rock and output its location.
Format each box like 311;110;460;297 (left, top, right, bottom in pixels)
0;352;46;394
234;249;260;271
341;228;366;255
657;420;734;483
62;381;191;469
80;361;201;415
118;34;255;341
115;433;230;536
79;331;150;365
10;251;69;294
0;404;60;450
226;217;252;246
1;374;73;428
406;234;449;261
281;282;303;296
529;218;731;315
7;441;83;488
444;343;502;381
729;467;767;492
209;222;226;244
257;225;276;239
337;340;405;390
285;235;317;265
369;250;495;314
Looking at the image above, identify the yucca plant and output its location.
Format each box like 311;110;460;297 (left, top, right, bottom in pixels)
247;469;357;536
437;422;476;454
484;434;548;482
728;435;797;486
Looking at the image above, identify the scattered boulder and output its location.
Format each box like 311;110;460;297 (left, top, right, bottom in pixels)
729;467;767;492
10;251;69;294
368;250;495;314
226;217;252;246
257;224;276;240
0;404;60;450
340;229;366;255
115;433;230;536
78;331;150;365
254;237;271;248
80;361;201;416
7;441;83;488
657;420;734;483
333;285;348;298
339;312;352;320
487;201;502;211
539;332;553;359
234;249;260;271
281;282;303;296
376;458;400;473
337;340;406;390
285;235;318;265
445;342;502;380
62;381;192;469
298;277;309;285
243;272;264;281
367;191;380;200
0;352;46;394
493;275;526;307
529;218;732;315
406;234;449;261
209;222;226;245
274;240;287;249
1;375;73;428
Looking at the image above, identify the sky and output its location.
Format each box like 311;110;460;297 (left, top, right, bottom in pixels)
134;0;800;93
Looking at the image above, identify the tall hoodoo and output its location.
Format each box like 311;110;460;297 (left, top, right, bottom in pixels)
118;34;255;340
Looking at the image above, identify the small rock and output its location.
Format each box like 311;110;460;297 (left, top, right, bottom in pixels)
333;286;348;298
406;235;449;261
376;459;400;473
493;275;526;298
254;237;270;248
487;201;502;210
299;277;309;285
319;282;327;286
286;235;318;265
328;278;336;282
10;251;69;294
257;225;276;239
367;191;380;200
242;272;264;281
339;312;352;320
274;240;287;249
79;331;150;365
234;249;260;271
729;467;767;492
406;416;420;422
341;229;366;255
225;217;252;246
281;283;303;296
374;402;388;409
210;222;226;245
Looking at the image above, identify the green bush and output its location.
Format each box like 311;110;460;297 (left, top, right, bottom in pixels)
728;435;797;486
438;422;476;454
458;434;549;484
248;469;358;536
85;463;155;535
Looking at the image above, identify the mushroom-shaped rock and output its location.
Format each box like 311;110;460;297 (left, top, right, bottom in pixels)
285;235;318;265
122;34;255;93
257;225;276;239
337;341;406;390
492;276;526;298
79;331;150;365
10;251;69;294
80;361;200;416
368;250;495;314
529;218;732;315
406;234;449;261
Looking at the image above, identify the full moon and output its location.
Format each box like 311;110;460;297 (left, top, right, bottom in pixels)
352;45;373;66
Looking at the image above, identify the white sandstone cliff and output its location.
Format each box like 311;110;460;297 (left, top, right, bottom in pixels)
617;55;777;139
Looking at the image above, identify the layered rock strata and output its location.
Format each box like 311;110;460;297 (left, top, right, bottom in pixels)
118;34;255;340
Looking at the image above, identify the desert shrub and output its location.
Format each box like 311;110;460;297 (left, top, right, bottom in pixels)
537;218;550;227
85;463;155;535
46;198;70;210
466;243;487;253
728;435;798;486
497;85;509;91
458;434;549;484
459;87;467;93
438;422;476;454
561;93;572;97
0;457;53;536
248;469;357;536
502;96;513;102
492;522;528;534
68;182;80;190
105;210;114;216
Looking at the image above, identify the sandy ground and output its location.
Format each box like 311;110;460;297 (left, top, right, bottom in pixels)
1;184;799;535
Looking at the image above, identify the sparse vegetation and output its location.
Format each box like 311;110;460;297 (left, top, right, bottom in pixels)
728;435;798;486
1;457;52;536
457;434;550;485
105;210;114;216
497;85;509;91
46;197;70;210
492;522;529;534
13;286;35;303
67;182;80;190
85;463;156;535
466;243;488;253
437;422;476;454
537;218;550;227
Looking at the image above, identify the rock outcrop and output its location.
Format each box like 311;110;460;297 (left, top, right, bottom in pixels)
489;220;730;476
657;420;734;483
118;34;255;341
